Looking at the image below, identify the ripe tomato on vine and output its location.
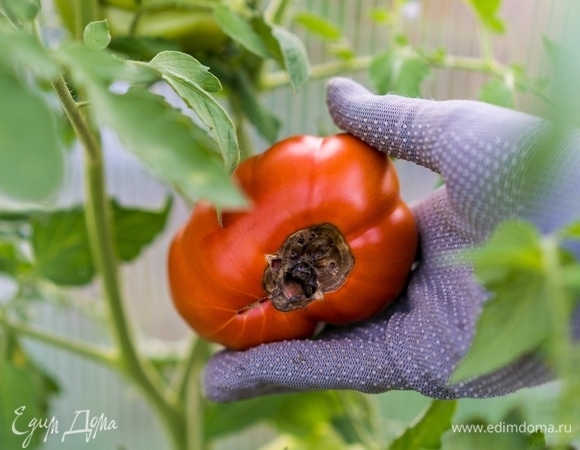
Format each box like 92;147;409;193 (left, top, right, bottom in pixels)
168;134;418;350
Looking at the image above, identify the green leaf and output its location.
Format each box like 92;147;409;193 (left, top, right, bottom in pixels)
389;400;457;450
0;0;40;22
369;8;392;25
111;198;171;262
0;240;18;275
478;78;515;108
83;19;111;49
232;72;281;143
0;337;60;450
259;423;354;450
150;51;240;170
31;207;94;286
150;51;222;92
89;85;244;206
542;36;580;126
561;220;580;240
0;28;60;79
465;0;505;33
293;11;342;41
56;42;159;86
452;221;548;382
204;391;343;441
271;25;310;92
213;5;271;59
30;199;171;285
0;69;64;204
369;47;430;96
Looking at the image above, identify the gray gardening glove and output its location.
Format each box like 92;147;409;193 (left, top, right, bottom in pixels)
204;77;580;402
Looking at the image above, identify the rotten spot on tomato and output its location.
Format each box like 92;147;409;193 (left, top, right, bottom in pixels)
263;223;354;312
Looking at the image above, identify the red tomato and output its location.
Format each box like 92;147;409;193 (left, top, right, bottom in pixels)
168;134;418;350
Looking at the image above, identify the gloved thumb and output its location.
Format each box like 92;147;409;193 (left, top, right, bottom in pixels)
326;77;546;176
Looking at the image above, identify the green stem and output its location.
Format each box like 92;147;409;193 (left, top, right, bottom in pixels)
260;55;374;90
389;0;408;38
71;0;101;41
52;75;187;450
478;25;496;67
0;316;115;366
543;237;574;374
261;51;553;107
264;0;294;25
181;338;212;450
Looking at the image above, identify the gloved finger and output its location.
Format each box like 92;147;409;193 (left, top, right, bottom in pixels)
326;77;546;177
326;77;580;238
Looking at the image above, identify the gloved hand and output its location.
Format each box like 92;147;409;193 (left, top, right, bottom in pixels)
204;77;580;402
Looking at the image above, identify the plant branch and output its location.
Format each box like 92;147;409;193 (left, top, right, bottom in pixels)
0;316;115;366
264;0;294;25
260;55;374;90
51;76;100;161
261;51;553;107
172;336;211;400
52;75;187;450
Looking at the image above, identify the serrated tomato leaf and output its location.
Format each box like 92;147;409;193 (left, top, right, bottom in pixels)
478;78;515;108
112;197;172;262
88;85;244;207
150;51;222;92
369;47;430;96
150;51;240;170
466;0;505;33
0;337;60;450
83;19;111;49
390;400;457;450
0;241;18;275
204;391;343;441
0;28;60;79
0;0;40;22
271;25;310;92
251;18;310;92
293;11;342;41
213;5;271;59
31;207;93;286
31;199;174;286
451;221;549;382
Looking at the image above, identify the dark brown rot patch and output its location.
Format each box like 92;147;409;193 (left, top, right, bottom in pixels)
263;224;354;312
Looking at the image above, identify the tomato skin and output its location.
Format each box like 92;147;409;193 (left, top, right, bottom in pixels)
168;134;418;350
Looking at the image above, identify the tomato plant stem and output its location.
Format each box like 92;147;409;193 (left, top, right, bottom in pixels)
261;51;553;107
264;0;294;25
52;75;189;450
0;316;116;365
70;0;101;40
